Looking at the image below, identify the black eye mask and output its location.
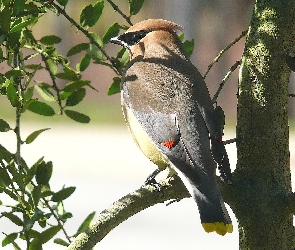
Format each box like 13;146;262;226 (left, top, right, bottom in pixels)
116;29;152;47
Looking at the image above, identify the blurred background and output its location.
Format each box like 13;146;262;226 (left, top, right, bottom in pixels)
1;0;295;249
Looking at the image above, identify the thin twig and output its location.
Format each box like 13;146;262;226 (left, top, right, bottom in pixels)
43;56;63;113
223;138;237;145
24;29;63;114
204;29;248;79
51;2;121;76
106;0;133;26
212;60;241;103
43;199;72;243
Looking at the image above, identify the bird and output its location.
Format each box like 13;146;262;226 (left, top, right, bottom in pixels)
110;19;233;236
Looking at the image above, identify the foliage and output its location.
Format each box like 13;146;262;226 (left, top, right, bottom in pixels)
0;0;172;249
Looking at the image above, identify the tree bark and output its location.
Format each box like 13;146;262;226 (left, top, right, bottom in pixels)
234;0;295;249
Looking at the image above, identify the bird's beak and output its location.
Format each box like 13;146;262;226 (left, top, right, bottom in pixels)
110;36;123;46
110;35;133;57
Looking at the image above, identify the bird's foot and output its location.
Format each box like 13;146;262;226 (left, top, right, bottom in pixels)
145;168;163;192
166;198;182;206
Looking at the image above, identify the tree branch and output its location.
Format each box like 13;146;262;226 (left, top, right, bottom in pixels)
204;29;248;79
224;138;237;145
106;0;133;26
287;192;295;214
211;60;241;103
67;175;190;250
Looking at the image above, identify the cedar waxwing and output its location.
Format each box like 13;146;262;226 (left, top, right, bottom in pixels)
110;19;233;235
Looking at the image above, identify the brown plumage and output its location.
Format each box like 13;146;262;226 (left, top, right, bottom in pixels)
110;19;232;235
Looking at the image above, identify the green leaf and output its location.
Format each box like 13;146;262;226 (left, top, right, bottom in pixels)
67;43;89;57
36;161;53;185
178;33;184;42
87;33;103;61
24;86;34;102
40;35;62;45
76;211;96;236
0;118;10;132
183;39;195;57
78;54;91;71
0;145;12;162
5;69;26;78
65;88;86;107
2;0;10;7
8;162;25;191
6;80;18;107
0;6;11;33
0;166;12;187
62;80;90;93
89;32;103;47
2;233;18;247
35;86;55;102
87;44;102;61
107;77;121;95
13;0;25;15
25;128;50;144
29;238;43;250
80;1;104;27
102;22;120;44
56;67;81;81
54;238;69;247
56;200;65;216
3;213;23;226
40;226;61;243
61;212;73;220
28;238;42;250
27;101;55;116
10;18;38;33
24;157;44;186
25;64;44;70
46;58;58;75
56;0;68;7
31;185;41;208
52;186;76;202
120;49;130;68
129;0;144;15
64;110;90;123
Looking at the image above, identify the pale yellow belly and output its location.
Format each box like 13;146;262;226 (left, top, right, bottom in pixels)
124;105;169;170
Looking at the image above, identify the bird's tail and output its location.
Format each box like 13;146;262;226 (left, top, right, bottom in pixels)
190;181;233;236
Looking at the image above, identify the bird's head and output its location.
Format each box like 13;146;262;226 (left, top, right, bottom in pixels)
110;19;184;59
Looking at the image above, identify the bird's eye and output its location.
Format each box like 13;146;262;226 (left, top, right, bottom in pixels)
119;29;152;46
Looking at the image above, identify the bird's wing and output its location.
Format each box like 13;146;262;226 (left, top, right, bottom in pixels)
190;71;232;182
130;108;189;167
125;102;211;186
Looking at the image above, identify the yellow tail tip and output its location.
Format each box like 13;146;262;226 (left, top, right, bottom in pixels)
202;222;233;236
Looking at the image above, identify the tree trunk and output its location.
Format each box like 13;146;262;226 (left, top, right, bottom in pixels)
233;0;295;249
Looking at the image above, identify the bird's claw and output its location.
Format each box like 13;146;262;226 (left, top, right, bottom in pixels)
145;168;163;192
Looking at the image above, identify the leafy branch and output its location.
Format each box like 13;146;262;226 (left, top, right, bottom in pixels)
0;0;145;249
51;1;122;75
